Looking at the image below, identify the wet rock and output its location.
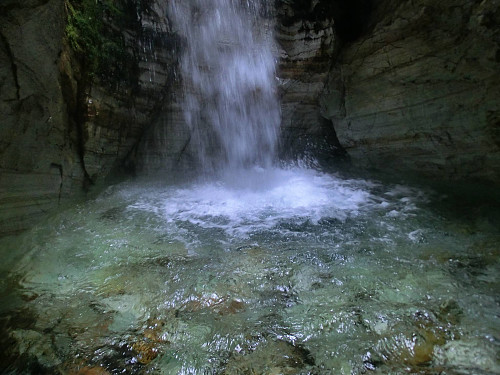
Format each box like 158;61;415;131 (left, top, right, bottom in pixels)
131;340;160;365
89;343;145;374
223;339;315;375
141;316;174;344
181;294;246;316
365;310;454;372
437;299;462;325
68;366;110;375
275;0;346;166
0;0;82;235
11;329;62;369
434;339;500;374
327;0;500;183
126;315;176;365
0;0;179;235
225;299;246;315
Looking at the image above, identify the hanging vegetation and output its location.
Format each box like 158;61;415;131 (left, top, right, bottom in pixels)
64;0;140;87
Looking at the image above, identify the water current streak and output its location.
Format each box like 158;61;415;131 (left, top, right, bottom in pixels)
168;0;280;172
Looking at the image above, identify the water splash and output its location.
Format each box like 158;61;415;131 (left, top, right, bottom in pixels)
168;0;280;171
129;167;375;238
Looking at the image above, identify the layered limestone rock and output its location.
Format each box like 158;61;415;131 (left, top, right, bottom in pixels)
324;0;500;182
79;0;179;179
133;0;350;175
0;0;81;235
130;82;196;175
0;0;177;235
275;0;346;164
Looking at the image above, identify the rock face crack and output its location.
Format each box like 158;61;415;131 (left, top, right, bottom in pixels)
176;133;192;164
50;163;63;203
0;30;21;100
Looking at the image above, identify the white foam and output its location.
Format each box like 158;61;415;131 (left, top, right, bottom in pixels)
128;167;374;237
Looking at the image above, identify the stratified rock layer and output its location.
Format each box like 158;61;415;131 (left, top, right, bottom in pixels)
0;0;177;235
0;0;79;235
325;0;500;182
275;0;346;164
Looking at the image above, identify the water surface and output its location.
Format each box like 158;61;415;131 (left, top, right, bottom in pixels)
0;167;499;374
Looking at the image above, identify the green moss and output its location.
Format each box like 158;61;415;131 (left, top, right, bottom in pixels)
64;0;140;87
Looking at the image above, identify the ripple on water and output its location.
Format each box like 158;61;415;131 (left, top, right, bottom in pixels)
0;167;498;374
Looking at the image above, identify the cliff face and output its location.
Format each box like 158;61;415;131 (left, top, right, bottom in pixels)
0;0;76;235
1;0;499;234
0;0;177;235
77;0;178;179
274;0;346;165
324;0;500;182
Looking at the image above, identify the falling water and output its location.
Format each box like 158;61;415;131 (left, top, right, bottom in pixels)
168;0;280;171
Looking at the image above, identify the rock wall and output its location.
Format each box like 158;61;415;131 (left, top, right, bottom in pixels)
0;0;177;235
275;0;346;165
130;81;197;176
0;0;79;235
133;0;351;176
324;0;500;182
79;0;179;179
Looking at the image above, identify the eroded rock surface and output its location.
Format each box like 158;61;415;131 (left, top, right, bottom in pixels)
0;0;177;234
324;0;500;182
275;0;347;164
0;0;78;235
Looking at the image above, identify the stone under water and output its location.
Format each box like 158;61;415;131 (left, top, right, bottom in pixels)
0;167;499;374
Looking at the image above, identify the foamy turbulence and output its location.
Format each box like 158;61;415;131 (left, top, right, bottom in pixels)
129;167;375;237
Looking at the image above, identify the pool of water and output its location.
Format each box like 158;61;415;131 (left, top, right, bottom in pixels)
0;167;499;374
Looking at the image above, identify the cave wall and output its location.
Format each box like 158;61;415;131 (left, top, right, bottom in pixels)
274;0;346;164
0;0;177;235
324;0;500;182
0;0;79;235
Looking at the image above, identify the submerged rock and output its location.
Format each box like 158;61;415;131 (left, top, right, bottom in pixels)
364;309;458;372
67;366;110;375
131;340;160;365
434;339;500;374
11;329;62;369
223;339;315;375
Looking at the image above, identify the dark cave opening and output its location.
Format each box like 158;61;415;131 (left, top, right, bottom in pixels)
275;0;374;43
331;0;373;43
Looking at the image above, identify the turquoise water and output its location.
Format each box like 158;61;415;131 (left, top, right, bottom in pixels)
0;167;499;374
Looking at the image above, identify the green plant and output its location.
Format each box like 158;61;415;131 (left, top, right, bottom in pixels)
64;0;137;86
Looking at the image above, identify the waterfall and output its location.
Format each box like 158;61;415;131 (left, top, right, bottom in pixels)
168;0;280;172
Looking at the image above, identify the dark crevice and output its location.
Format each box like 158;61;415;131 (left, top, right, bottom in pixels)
330;0;374;43
50;163;63;202
0;31;21;100
75;86;94;189
319;116;349;161
177;133;192;163
275;0;374;43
